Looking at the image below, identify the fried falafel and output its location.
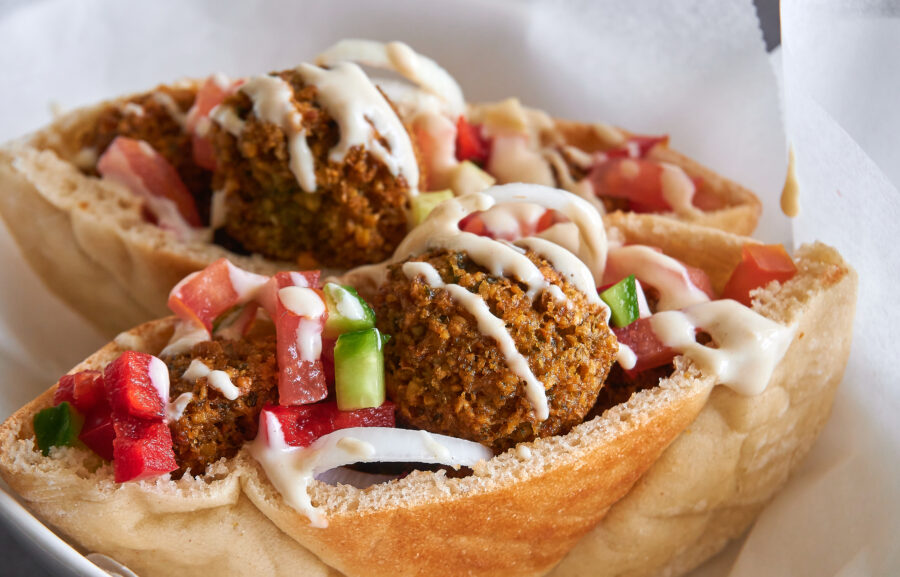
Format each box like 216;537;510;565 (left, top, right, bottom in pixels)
373;249;618;452
211;69;418;269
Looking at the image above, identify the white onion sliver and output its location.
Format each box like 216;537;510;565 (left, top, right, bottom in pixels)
308;427;493;475
315;466;399;489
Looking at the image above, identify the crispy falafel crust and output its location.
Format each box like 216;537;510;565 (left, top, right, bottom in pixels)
0;219;855;577
374;249;617;451
212;70;415;268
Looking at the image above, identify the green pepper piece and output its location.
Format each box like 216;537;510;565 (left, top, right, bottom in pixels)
411;190;455;224
33;402;84;456
334;328;386;411
600;275;640;328
323;283;376;338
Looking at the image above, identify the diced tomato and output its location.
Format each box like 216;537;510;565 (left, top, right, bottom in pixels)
458;213;491;238
684;263;717;300
98;136;202;227
321;337;337;387
589;158;671;213
111;419;178;483
722;244;797;307
604;134;669;159
455;116;490;166
258;270;322;318
260;401;395;448
104;352;164;420
78;403;115;461
274;294;328;406
613;318;676;377
187;75;242;171
168;258;269;332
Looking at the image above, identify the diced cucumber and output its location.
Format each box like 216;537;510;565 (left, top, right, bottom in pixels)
450;161;495;197
33;402;83;456
411;190;455;224
323;283;376;338
600;275;640;328
334;328;386;411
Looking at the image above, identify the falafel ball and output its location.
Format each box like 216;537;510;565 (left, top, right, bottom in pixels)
373;249;618;452
80;85;214;223
211;69;418;269
165;330;279;477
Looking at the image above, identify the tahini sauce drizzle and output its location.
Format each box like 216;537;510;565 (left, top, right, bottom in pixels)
781;146;800;218
651;300;796;395
215;62;419;197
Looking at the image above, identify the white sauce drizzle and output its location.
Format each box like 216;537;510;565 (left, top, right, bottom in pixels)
121;102;145;117
181;359;212;382
226;261;269;303
288;272;310;288
278;286;325;317
160;320;210;358
296;322;323;363
148;356;170;405
166;392;194;422
659;163;701;216
296;62;419;194
249;421;492;528
544;148;607;213
604;245;710;311
315;39;465;117
419;430;451;461
402;261;549;421
651;300;796;395
208;370;241;400
239;75;316;192
515;444;533;460
151;91;187;128
616;343;637;370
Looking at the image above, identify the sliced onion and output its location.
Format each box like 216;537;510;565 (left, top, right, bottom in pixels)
315;466;399;489
307;427;493;475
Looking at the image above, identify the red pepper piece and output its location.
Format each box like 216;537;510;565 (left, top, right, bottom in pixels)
722;244;797;307
111;419;178;483
455;116;490;166
79;403;115;461
98;136;202;227
261;401;395;448
104;351;164;420
613;318;676;377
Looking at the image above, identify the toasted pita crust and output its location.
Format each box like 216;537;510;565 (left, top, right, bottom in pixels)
0;214;855;577
548;215;857;577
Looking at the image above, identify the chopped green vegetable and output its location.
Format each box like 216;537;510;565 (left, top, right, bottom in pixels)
411;190;455;224
334;328;387;411
323;283;376;338
600;275;640;328
33;402;83;456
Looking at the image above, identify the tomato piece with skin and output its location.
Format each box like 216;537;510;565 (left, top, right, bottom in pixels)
187;76;243;171
258;271;322;319
459;209;565;241
613;318;676;377
272;284;329;405
98;136;202;227
589;158;671;212
723;244;797;306
455;116;490;166
260;401;395;448
168;258;269;333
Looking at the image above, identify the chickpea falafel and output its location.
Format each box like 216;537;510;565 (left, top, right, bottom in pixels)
210;68;420;269
373;249;618;452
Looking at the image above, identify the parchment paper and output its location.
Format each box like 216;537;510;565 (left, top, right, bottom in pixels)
0;0;895;575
